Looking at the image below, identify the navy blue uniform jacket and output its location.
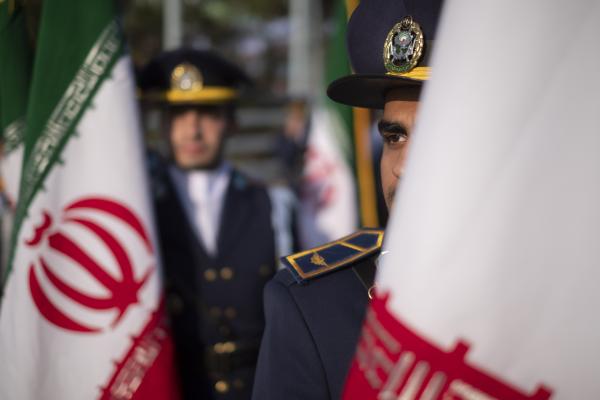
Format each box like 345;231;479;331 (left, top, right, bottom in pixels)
151;154;277;400
252;253;377;400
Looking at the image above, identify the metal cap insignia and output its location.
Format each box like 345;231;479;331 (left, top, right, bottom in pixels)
383;16;424;74
170;62;204;92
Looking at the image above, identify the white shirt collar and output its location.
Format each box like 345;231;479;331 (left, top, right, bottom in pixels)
168;162;232;256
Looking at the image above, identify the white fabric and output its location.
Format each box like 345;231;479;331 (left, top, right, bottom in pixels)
169;163;231;256
378;0;600;398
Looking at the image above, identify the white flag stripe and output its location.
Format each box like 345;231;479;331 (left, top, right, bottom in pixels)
379;0;600;398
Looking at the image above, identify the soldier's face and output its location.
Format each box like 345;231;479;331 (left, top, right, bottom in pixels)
379;90;420;210
169;106;230;170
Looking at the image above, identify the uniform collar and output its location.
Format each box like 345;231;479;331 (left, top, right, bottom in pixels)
353;250;389;299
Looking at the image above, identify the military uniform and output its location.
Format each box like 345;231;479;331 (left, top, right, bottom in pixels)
252;230;382;399
253;0;442;398
141;49;278;400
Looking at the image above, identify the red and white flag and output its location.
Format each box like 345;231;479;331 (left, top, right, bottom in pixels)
0;1;180;399
344;0;600;398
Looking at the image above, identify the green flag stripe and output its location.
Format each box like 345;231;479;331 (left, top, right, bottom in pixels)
3;20;123;287
324;0;354;164
0;3;31;148
19;20;121;212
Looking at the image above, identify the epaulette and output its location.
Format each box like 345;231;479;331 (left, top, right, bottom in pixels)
282;229;384;284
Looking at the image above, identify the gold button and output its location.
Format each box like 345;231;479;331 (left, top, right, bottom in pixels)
204;268;217;282
233;378;245;390
213;342;222;353
220;267;234;280
213;341;237;354
213;342;223;353
214;380;229;393
223;341;236;353
259;264;272;277
209;306;222;318
224;307;237;319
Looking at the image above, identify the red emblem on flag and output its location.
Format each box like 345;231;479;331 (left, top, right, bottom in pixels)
343;293;553;400
25;197;155;333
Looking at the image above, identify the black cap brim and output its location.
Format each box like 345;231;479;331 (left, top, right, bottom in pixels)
327;74;423;109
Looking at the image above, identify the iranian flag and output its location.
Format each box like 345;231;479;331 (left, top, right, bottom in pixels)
0;0;30;209
0;1;180;399
343;0;600;399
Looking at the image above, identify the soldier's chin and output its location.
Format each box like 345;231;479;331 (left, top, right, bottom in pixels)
176;154;221;171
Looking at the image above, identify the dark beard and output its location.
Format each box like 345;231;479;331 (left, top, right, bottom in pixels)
386;187;396;210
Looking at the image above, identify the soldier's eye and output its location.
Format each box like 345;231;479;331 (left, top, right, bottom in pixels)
378;120;409;145
384;133;407;144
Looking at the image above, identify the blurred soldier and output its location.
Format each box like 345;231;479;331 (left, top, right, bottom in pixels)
252;0;443;399
139;48;278;400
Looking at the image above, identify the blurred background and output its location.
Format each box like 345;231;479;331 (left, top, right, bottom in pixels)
122;0;353;190
11;0;388;252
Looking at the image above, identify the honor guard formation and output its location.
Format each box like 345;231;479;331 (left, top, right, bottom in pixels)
2;0;599;397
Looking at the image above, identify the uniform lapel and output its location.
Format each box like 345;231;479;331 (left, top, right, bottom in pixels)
216;170;251;257
351;255;378;298
158;169;213;266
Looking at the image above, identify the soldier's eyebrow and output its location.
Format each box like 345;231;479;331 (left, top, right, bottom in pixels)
377;119;408;136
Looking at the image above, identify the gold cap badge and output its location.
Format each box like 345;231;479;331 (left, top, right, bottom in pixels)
170;62;204;92
383;16;425;75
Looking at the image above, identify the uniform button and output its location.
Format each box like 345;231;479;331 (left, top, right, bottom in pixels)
204;268;217;282
222;341;236;353
213;342;222;353
224;307;237;319
233;378;245;390
215;380;229;394
259;264;272;276
220;267;234;280
213;341;236;354
209;306;222;318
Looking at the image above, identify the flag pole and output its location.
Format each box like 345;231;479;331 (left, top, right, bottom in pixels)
163;0;182;50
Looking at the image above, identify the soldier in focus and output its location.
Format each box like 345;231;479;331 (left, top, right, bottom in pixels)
139;49;278;400
252;0;443;398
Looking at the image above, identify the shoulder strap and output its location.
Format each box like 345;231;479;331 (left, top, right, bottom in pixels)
281;229;384;284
